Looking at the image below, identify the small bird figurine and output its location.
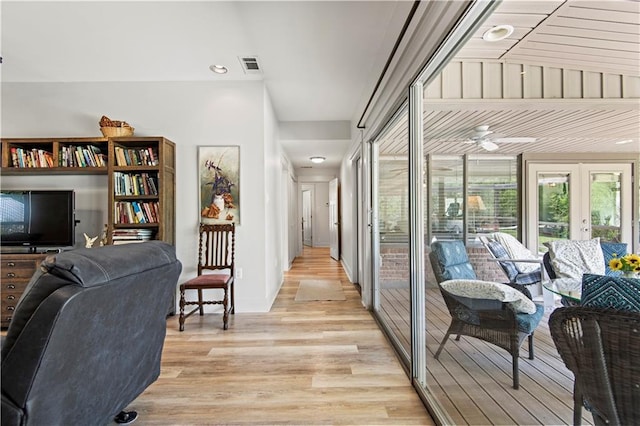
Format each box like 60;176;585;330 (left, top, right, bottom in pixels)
83;233;98;248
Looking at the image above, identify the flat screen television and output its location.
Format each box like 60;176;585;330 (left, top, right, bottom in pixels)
0;190;75;251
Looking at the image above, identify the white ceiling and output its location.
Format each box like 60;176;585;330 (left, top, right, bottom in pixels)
2;0;639;168
1;1;408;122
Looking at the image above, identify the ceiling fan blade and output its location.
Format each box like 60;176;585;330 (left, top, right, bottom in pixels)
494;137;536;143
479;140;499;151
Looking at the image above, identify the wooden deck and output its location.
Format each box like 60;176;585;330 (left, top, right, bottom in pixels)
379;285;592;425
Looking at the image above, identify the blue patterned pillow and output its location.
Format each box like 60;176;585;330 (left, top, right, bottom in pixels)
600;242;627;277
581;273;640;312
431;240;477;281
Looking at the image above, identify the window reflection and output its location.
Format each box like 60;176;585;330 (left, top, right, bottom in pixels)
429;156;463;241
429;155;519;244
467;155;519;243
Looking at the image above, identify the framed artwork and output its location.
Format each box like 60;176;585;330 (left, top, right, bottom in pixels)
198;146;240;224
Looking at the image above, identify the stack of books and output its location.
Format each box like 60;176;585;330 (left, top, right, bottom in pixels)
111;229;154;245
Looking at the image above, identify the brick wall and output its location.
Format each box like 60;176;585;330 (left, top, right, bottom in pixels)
380;244;506;287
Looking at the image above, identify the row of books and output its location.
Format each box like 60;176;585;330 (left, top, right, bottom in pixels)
9;145;107;168
114;146;159;167
111;228;155;245
60;145;106;168
114;201;160;224
113;172;159;196
10;147;54;168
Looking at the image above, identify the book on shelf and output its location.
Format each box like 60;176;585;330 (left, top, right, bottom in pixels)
57;145;105;168
113;174;158;197
113;146;159;166
10;147;54;168
114;201;159;224
111;228;154;245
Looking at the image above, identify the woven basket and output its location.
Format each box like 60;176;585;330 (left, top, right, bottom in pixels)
101;126;134;137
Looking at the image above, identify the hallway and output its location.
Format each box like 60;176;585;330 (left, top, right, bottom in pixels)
131;246;434;425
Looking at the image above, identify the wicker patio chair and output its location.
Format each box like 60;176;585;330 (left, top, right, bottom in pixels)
429;240;545;389
549;306;640;426
479;233;543;286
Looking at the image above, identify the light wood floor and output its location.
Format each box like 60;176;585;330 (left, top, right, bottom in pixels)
130;247;434;425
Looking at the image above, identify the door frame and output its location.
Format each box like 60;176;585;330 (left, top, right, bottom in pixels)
525;161;635;252
329;178;340;260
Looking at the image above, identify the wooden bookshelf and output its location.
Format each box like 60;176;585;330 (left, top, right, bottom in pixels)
0;137;175;245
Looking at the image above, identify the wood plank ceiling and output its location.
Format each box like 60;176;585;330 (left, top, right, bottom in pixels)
379;0;640;156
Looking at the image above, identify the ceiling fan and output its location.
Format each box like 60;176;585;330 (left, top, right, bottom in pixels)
464;125;536;151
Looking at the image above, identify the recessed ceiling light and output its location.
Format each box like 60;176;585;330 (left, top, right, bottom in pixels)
482;25;514;42
310;156;326;164
209;64;228;74
615;139;633;145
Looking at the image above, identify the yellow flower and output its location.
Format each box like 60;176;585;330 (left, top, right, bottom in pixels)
626;253;640;266
610;253;640;274
609;258;623;271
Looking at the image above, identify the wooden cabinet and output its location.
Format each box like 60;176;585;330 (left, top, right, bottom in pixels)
1;137;175;246
0;253;46;328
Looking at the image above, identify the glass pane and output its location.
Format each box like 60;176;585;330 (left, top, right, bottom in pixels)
375;108;411;359
590;172;622;242
379;159;409;242
429;156;464;241
538;173;570;252
467;155;519;244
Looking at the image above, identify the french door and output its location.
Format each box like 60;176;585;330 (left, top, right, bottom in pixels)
527;163;633;253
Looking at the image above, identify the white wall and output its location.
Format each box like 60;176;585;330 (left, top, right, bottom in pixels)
262;87;285;306
2;80;281;312
339;142;359;283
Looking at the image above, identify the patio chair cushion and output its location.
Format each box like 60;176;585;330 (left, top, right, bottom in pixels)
430;240;477;281
581;274;640;312
545;238;605;280
516;303;545;333
441;279;537;314
493;233;540;274
485;239;519;279
600;242;627;277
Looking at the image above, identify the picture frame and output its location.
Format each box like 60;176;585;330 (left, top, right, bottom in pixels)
198;146;240;224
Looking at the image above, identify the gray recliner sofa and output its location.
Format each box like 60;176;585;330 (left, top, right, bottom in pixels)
1;241;182;426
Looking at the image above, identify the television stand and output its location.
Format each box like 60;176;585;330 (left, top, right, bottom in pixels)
1;252;47;328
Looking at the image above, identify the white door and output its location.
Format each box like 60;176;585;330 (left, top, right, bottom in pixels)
527;162;633;253
329;178;339;260
302;190;312;247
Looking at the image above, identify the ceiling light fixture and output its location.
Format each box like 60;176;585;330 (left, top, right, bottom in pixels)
310;156;326;164
482;25;514;42
615;139;633;145
209;64;228;74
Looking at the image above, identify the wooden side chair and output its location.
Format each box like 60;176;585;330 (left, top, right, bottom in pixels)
179;223;235;330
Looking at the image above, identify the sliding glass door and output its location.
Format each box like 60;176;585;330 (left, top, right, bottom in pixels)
372;106;412;363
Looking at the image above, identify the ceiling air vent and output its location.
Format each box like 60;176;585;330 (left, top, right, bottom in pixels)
238;56;262;74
